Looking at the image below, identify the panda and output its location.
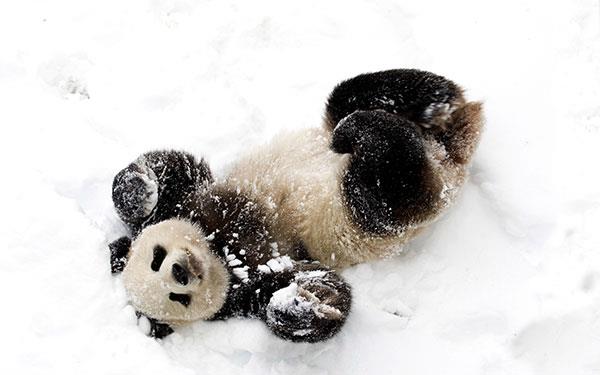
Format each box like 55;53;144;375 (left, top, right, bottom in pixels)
109;69;483;342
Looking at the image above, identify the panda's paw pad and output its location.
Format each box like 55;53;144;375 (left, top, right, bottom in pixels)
113;159;159;220
267;282;342;326
296;271;347;320
131;158;159;216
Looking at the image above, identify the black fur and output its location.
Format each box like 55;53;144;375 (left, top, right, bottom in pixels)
171;263;189;285
112;150;213;235
168;292;191;307
325;69;463;130
331;111;441;234
109;236;131;273
149;319;174;339
188;186;272;268
150;245;167;272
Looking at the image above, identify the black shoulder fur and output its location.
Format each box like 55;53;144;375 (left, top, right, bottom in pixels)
188;186;352;343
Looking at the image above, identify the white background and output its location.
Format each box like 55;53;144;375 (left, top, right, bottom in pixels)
0;0;599;374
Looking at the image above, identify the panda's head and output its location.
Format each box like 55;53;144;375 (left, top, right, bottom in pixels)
122;219;229;325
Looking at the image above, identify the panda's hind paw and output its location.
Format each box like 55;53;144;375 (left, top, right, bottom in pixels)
325;69;465;132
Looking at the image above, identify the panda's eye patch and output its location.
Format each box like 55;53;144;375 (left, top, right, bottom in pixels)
151;245;167;272
169;293;191;307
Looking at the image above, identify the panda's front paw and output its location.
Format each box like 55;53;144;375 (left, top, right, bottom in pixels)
112;157;159;225
265;271;351;342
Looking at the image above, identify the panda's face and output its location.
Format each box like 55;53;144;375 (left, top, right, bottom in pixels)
122;219;229;325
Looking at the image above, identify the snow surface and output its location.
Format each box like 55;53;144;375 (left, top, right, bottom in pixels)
1;0;599;374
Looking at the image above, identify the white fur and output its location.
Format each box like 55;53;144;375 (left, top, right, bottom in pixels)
223;126;468;269
122;219;229;325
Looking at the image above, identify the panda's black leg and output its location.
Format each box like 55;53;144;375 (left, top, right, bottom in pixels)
331;110;443;234
209;260;351;343
325;69;466;131
327;69;484;165
112;150;213;235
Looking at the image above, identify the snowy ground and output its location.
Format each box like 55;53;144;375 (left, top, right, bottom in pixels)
1;0;599;374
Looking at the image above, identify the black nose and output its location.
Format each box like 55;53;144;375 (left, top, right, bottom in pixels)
172;263;189;286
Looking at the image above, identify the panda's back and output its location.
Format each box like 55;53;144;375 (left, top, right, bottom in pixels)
223;127;410;268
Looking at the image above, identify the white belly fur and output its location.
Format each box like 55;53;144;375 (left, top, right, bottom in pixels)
222;126;432;269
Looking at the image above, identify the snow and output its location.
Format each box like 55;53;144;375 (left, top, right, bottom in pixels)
265;255;294;273
228;259;242;267
295;270;329;281
268;283;303;312
232;266;249;282
1;0;599;374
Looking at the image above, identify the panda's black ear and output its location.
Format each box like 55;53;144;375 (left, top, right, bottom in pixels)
109;236;132;274
135;311;174;339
